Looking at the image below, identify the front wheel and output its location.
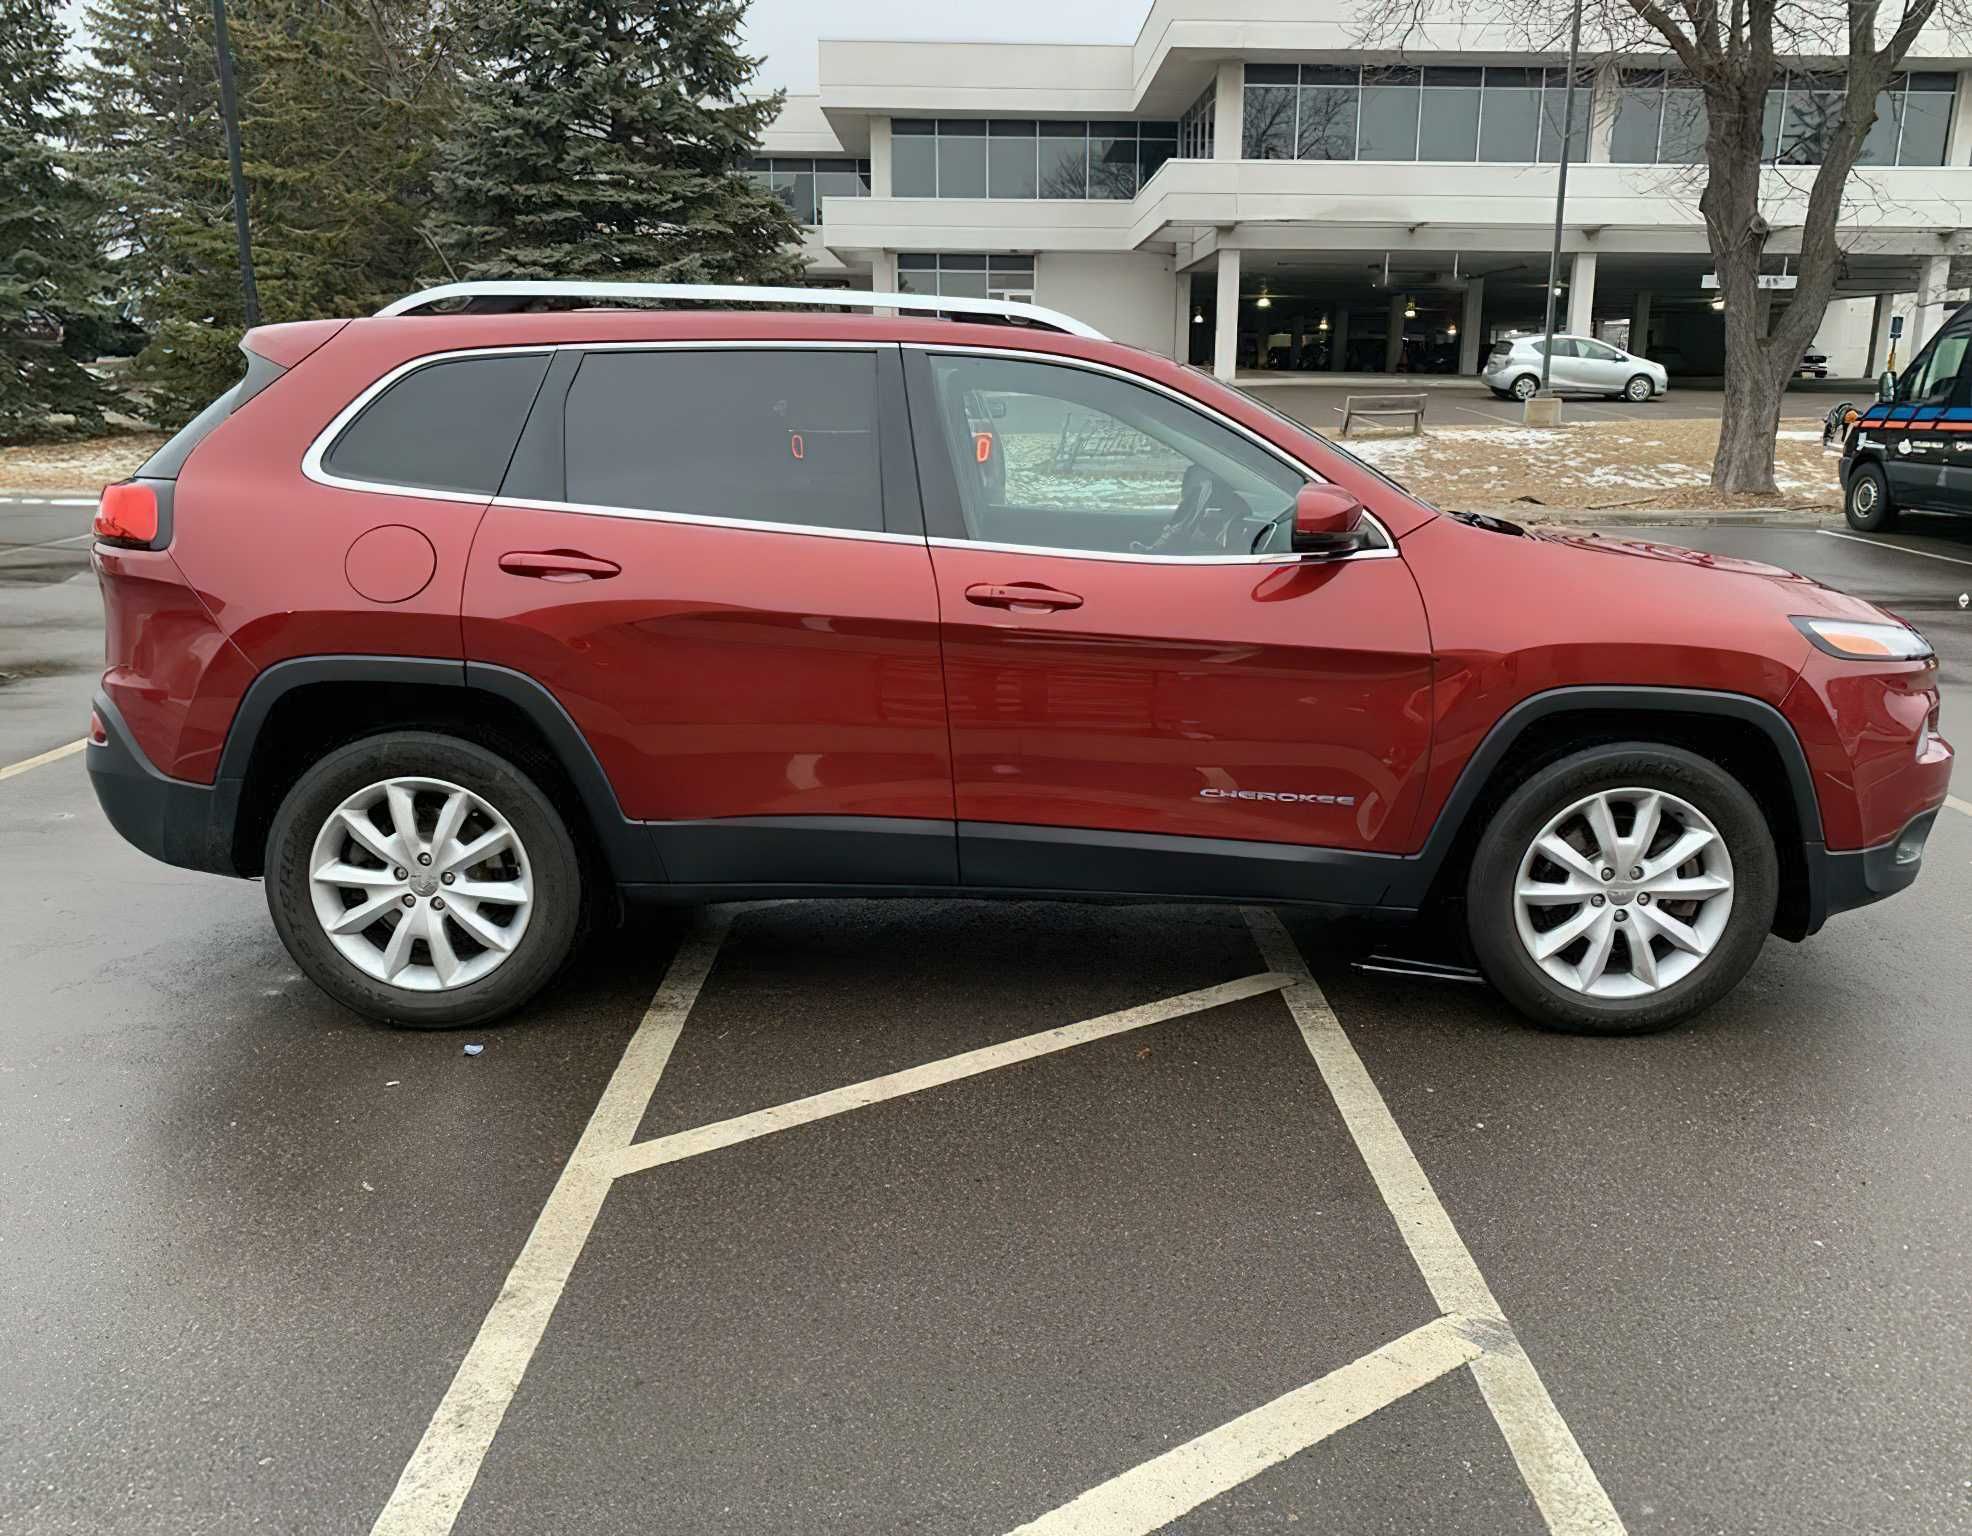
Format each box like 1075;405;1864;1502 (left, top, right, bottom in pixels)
266;732;584;1027
1844;462;1898;532
1464;745;1778;1035
1623;374;1654;402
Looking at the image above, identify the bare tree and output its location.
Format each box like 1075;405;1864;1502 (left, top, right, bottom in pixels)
1359;0;1952;495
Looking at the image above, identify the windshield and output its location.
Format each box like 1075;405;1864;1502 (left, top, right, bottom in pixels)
1189;367;1433;507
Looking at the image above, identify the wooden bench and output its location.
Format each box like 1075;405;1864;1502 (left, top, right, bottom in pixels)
1338;392;1427;437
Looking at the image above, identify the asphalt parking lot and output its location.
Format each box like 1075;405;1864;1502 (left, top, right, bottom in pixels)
1239;379;1849;429
6;499;1972;1535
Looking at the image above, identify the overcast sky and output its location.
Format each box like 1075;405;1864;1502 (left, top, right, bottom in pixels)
55;2;1152;91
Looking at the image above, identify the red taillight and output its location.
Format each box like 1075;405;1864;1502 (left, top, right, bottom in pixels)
94;482;158;547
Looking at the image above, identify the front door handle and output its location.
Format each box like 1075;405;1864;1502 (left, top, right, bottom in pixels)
498;550;621;582
964;582;1083;613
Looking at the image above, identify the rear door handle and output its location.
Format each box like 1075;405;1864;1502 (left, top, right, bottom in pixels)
498;550;621;582
964;582;1083;613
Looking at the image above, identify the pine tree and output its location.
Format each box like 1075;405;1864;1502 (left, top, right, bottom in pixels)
431;0;804;287
78;0;456;425
0;0;114;443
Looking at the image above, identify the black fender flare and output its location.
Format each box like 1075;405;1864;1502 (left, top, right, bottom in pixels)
1386;684;1824;909
218;655;660;882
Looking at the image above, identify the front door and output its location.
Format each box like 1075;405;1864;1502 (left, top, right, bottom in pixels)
464;343;955;888
904;348;1435;902
1884;312;1972;510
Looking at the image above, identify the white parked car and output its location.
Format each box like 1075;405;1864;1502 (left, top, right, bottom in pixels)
1481;334;1669;402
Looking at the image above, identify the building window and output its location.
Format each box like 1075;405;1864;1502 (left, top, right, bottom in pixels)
744;157;871;225
893;120;1181;198
1179;86;1216;160
895;253;1037;302
1238;61;1597;164
1610;67;1954;166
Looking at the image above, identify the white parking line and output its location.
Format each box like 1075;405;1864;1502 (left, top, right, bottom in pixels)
0;533;92;561
608;970;1294;1177
0;739;87;782
1946;795;1972;819
1006;1314;1486;1536
1244;909;1625;1535
368;910;733;1536
1818;528;1972;567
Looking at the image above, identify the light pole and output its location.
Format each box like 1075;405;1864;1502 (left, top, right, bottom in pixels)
1535;0;1584;401
210;0;261;329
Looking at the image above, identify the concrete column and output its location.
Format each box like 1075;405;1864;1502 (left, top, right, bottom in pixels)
868;117;893;197
1566;250;1597;336
1867;292;1895;376
1385;292;1407;372
871;249;897;314
1213;61;1243;160
1947;70;1972;165
1288;321;1304;369
1913;254;1952;352
1629;290;1653;354
1213;246;1241;381
1330;308;1349;371
1458;278;1485;373
1173;271;1194;363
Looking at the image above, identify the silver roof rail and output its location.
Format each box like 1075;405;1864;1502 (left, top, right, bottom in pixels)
375;280;1106;339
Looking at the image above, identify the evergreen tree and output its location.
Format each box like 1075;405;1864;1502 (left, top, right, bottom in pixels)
0;0;114;443
432;0;804;286
79;0;456;425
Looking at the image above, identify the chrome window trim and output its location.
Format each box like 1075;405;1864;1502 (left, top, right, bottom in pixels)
301;345;557;504
904;342;1399;565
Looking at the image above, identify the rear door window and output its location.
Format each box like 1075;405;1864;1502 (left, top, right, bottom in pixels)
322;353;551;495
561;349;882;532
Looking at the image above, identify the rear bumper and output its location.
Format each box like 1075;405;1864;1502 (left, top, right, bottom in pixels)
1802;807;1939;933
86;693;243;876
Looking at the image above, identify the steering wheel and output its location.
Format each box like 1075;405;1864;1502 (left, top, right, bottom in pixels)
1134;465;1235;555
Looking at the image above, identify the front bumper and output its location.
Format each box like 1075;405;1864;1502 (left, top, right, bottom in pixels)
1801;807;1939;933
87;692;243;876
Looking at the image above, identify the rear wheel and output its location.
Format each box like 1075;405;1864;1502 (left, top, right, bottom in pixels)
1844;462;1898;532
1509;373;1540;402
266;733;583;1028
1464;744;1777;1035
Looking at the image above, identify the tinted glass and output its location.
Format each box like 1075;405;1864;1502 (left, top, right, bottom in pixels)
1479;86;1540;161
988;130;1038;197
894;134;936;196
325;354;549;495
1659;89;1708;162
1898;86;1951;164
938;133;987;197
1610;84;1661;161
1140;134;1177;180
563;350;881;531
1360;85;1420;159
1090;133;1139;197
1040;129;1088;197
1539;79;1590;162
1243;86;1297;158
1419;86;1479;159
925;354;1302;558
1900;321;1972;405
1298;86;1358;158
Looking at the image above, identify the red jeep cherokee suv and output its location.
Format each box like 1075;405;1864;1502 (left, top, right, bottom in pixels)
87;283;1951;1035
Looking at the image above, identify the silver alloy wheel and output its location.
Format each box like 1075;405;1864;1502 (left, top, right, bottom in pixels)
1851;475;1879;514
307;776;534;991
1626;375;1652;401
1512;374;1539;401
1511;786;1734;1000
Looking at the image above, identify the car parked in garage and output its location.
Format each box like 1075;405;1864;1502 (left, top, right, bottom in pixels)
1482;333;1669;402
88;283;1946;1037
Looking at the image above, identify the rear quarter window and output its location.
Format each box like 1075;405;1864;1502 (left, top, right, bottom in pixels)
320;353;552;496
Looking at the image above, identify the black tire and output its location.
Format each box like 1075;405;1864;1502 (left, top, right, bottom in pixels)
266;732;583;1028
1489;387;1511;400
1623;374;1653;402
1510;374;1540;402
1464;744;1778;1036
1844;461;1898;532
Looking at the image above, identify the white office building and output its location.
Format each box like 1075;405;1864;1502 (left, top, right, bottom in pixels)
752;1;1972;381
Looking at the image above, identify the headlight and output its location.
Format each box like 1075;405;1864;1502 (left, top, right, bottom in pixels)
1791;615;1935;660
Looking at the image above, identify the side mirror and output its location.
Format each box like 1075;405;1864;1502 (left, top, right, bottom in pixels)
1291;482;1368;556
1878;371;1898;402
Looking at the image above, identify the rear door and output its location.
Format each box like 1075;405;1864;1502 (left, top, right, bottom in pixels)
464;342;955;888
1542;337;1587;392
905;347;1435;902
1884;313;1972;510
